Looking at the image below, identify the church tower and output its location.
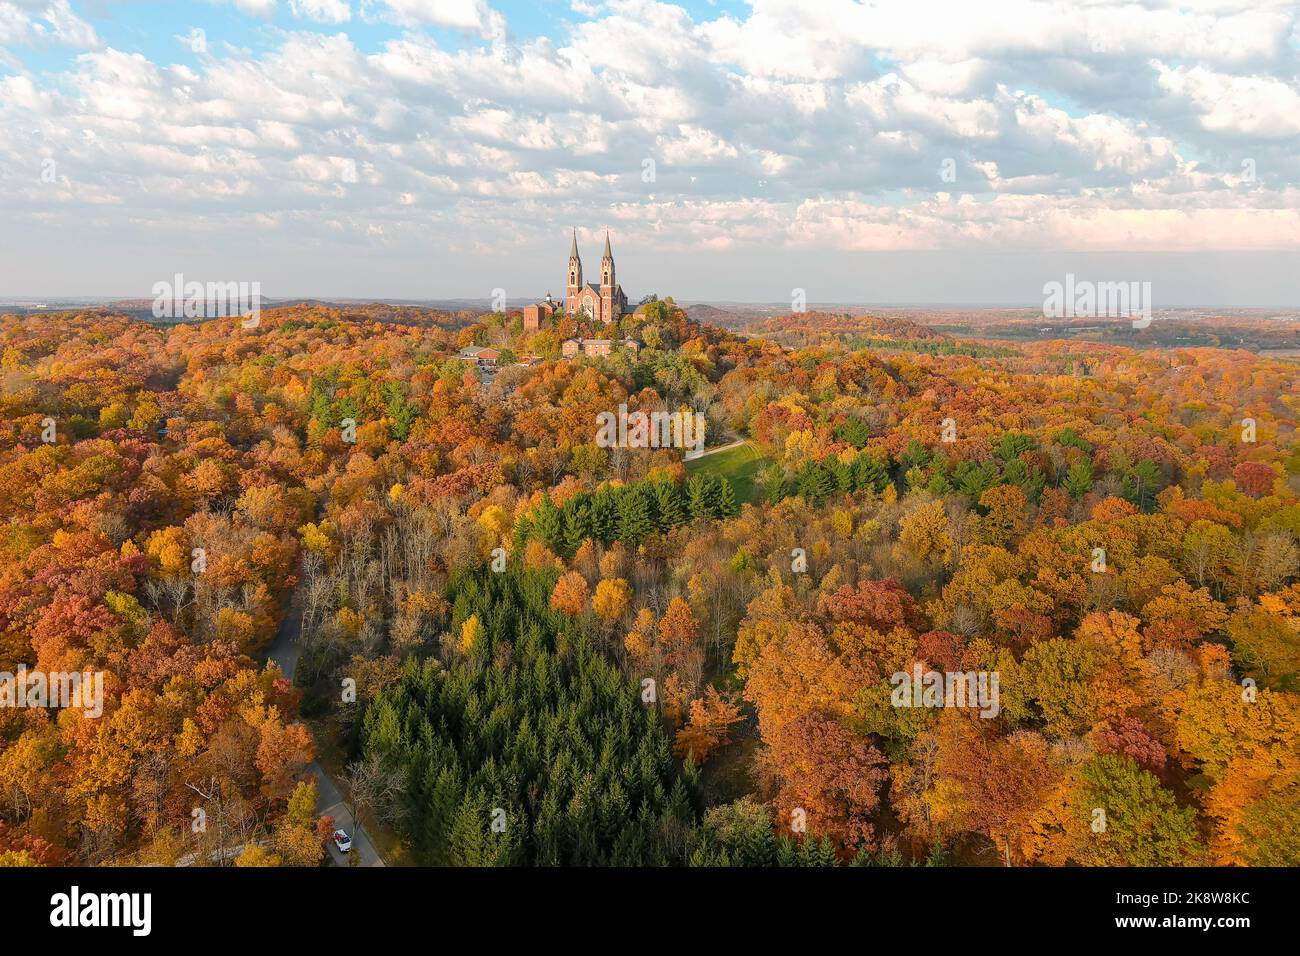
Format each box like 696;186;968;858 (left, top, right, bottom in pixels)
599;230;616;324
566;229;583;315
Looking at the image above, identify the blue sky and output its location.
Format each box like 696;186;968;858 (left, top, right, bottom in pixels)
14;1;752;67
2;0;1299;304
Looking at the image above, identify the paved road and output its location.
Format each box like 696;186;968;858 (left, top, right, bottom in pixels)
268;563;385;868
314;765;384;868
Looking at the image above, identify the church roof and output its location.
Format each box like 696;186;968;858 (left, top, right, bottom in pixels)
581;282;624;295
569;229;580;261
602;230;612;258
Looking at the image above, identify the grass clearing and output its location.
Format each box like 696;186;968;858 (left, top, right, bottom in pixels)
685;440;767;504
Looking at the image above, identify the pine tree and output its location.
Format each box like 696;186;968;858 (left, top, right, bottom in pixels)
738;818;776;866
851;452;889;494
359;566;698;866
827;456;852;493
617;490;653;545
703;475;724;516
800;836;840;867
717;477;740;517
654;480;686;529
1064;459;1093;498
591;489;618;544
448;790;490;866
760;465;787;505
775;835;799;867
686;475;710;519
562;500;592;556
954;459;998;502
637;483;661;533
796;461;834;505
835;417;871;448
995;431;1036;461
532;495;564;552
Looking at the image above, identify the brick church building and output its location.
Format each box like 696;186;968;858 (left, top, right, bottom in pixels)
524;229;628;331
567;229;628;325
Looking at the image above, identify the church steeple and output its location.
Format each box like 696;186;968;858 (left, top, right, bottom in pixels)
566;228;583;315
599;230;614;291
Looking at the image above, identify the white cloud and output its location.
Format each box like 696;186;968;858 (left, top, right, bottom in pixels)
1155;62;1300;138
378;0;505;40
290;0;351;24
293;153;360;183
2;0;1299;289
0;0;99;48
659;125;738;166
227;0;278;16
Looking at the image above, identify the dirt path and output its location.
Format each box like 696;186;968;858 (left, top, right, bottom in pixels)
687;438;748;461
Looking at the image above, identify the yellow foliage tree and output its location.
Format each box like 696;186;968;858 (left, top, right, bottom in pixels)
896;500;952;568
592;578;632;626
460;614;484;655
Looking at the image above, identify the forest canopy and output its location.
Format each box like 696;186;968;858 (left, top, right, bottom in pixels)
1;302;1297;867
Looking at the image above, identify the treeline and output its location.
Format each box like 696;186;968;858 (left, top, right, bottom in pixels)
847;336;1019;359
514;475;741;557
762;446;892;506
764;427;1166;514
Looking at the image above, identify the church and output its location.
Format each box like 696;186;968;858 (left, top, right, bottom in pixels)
567;229;628;324
523;229;628;330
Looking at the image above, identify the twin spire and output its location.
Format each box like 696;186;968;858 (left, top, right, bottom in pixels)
564;229;625;324
568;228;614;265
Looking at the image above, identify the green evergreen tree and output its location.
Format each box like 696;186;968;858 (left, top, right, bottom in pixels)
826;456;852;493
591;489;618;544
717;478;740;518
653;480;686;529
360;566;697;866
954;459;998;502
835;417;871;448
562;500;593;556
995;431;1036;461
851;452;889;494
617;489;654;544
1064;459;1094;498
532;495;564;552
796;460;834;505
760;465;787;505
686;475;710;519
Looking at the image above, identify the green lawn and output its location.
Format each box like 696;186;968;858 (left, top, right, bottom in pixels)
685;440;767;504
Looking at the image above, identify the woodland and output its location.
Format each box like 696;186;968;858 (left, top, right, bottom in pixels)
1;300;1296;867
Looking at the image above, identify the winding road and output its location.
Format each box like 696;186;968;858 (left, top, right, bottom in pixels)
268;572;385;868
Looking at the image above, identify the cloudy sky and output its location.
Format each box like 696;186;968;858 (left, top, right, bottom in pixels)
1;0;1298;305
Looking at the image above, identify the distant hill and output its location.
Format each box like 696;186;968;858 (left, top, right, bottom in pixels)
682;303;747;328
738;310;946;345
